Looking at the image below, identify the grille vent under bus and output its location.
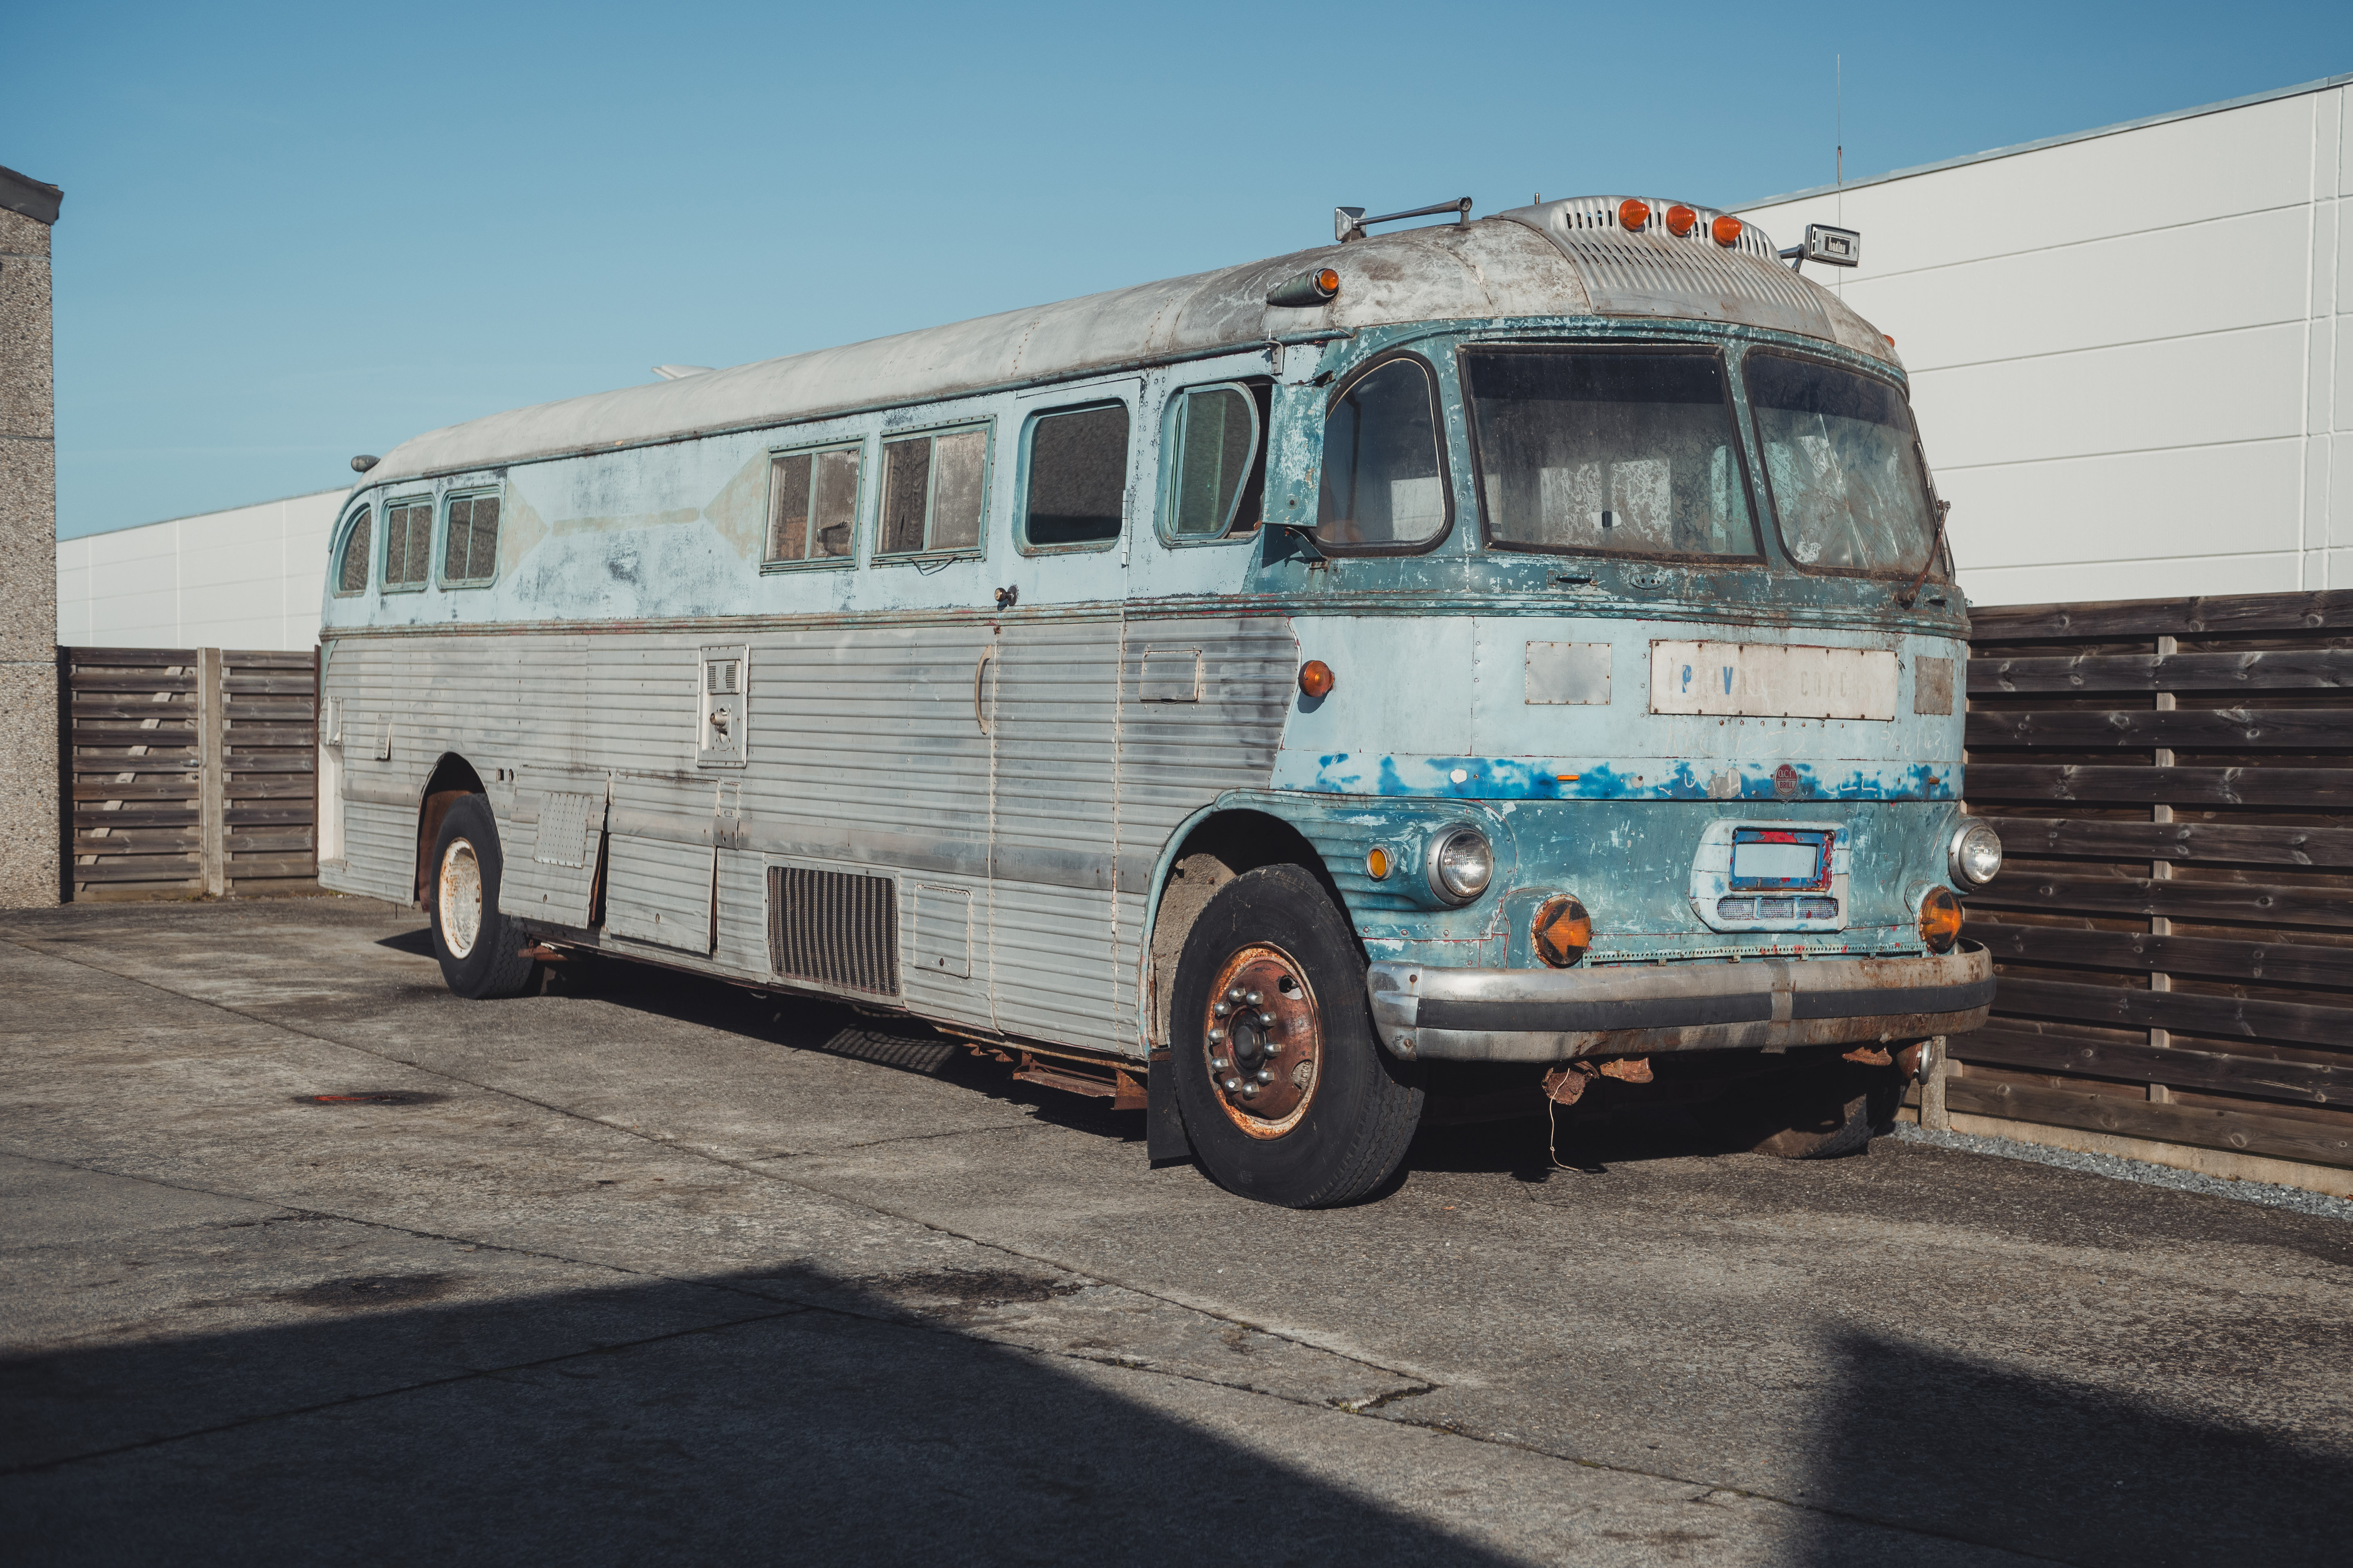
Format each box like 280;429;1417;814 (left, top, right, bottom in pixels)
767;866;900;996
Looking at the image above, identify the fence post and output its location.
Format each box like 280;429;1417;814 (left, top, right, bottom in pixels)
197;647;225;896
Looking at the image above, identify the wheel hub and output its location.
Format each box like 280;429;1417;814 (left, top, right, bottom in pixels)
1201;945;1322;1138
438;838;483;959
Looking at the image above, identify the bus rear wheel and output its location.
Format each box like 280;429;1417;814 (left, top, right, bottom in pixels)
1169;864;1423;1207
428;794;540;1000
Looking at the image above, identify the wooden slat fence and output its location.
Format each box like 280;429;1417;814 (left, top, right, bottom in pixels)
65;646;319;900
1961;592;2353;1173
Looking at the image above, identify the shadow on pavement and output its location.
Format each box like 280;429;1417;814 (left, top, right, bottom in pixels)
2;1262;1517;1567
1793;1328;2352;1567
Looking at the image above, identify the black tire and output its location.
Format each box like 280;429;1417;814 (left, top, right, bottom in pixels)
1169;864;1423;1207
427;794;540;1000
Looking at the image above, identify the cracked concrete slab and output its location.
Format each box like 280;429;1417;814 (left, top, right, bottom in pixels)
4;899;2348;1566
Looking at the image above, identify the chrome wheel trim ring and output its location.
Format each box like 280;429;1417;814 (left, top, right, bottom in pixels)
438;837;484;960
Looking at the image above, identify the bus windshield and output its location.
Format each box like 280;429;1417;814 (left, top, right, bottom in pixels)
1744;352;1938;576
1463;347;1758;559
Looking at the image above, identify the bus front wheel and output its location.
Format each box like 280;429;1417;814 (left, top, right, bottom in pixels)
427;795;541;1000
1168;864;1424;1207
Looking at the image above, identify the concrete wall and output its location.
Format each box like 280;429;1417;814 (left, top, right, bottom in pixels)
1737;75;2351;607
2;180;60;909
56;489;345;651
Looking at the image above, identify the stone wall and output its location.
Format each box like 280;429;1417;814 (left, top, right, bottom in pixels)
2;175;61;908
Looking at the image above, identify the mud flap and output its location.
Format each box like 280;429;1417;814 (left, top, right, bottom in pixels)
1146;1048;1192;1165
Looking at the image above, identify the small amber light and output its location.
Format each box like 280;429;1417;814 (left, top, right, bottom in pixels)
1664;204;1697;237
1315;267;1339;295
1534;896;1593;968
1918;887;1963;953
1617;198;1651;231
1366;846;1392;880
1299;659;1335;699
1711;215;1744;246
1883;334;1896;346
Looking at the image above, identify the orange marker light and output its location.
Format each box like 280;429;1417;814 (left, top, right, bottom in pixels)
1298;659;1335;699
1533;895;1593;968
1711;215;1744;246
1617;198;1651;231
1366;846;1392;880
1664;204;1697;237
1917;887;1963;953
1314;267;1339;295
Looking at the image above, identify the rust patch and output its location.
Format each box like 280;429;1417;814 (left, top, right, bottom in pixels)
1842;1046;1894;1067
293;1090;448;1107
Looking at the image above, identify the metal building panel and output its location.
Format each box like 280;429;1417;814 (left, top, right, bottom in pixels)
605;834;715;952
911;883;972;979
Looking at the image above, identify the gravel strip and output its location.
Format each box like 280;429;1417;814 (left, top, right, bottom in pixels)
1892;1121;2353;1224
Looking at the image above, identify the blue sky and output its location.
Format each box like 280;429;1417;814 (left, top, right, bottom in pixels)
9;1;2348;538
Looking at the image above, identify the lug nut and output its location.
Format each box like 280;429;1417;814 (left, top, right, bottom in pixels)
1223;1077;1242;1093
1241;1083;1260;1099
1255;1069;1274;1085
1244;991;1263;1006
1256;1010;1276;1027
1210;1056;1230;1072
1206;1027;1226;1043
1212;1001;1231;1018
1226;987;1245;1003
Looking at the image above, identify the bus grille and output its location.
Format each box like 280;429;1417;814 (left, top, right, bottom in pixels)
767;866;900;996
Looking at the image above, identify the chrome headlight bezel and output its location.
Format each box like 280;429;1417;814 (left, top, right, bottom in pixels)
1425;826;1495;906
1949;819;2003;888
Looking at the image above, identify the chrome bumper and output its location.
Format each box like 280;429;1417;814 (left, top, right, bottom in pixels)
1365;943;1994;1062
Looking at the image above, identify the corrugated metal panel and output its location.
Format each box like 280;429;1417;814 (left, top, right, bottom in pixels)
605;834;714;952
1497;197;1837;342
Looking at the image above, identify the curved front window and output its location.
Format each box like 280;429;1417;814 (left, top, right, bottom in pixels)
1744;352;1939;576
1315;356;1449;551
1463;347;1758;560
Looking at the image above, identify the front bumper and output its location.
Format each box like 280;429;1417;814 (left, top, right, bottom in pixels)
1365;943;1994;1062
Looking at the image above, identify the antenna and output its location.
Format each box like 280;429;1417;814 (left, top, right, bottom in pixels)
1835;54;1843;194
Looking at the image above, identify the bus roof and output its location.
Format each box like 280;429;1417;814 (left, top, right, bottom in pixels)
368;198;1898;485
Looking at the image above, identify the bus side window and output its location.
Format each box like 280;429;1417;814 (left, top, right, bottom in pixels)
334;506;372;595
383;496;433;590
442;492;501;586
765;445;862;565
879;426;989;556
1020;402;1129;552
1315;357;1448;549
1160;382;1268;540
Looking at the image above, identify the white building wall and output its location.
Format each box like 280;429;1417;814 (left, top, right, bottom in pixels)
56;489;345;651
1737;75;2350;607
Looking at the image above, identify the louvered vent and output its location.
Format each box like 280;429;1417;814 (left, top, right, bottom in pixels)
768;866;900;996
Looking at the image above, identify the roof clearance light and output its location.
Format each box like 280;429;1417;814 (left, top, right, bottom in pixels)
1664;204;1697;237
1265;267;1341;308
1298;660;1335;699
1617;198;1651;231
1711;215;1744;247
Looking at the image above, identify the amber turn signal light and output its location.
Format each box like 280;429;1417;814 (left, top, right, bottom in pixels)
1711;215;1744;246
1299;659;1335;699
1533;895;1592;968
1366;846;1392;880
1917;887;1963;953
1664;204;1697;237
1617;198;1651;231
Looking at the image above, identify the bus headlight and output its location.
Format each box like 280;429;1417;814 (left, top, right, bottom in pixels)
1427;827;1494;905
1949;820;2003;888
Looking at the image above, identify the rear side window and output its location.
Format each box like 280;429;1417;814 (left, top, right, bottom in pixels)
767;444;862;565
1020;403;1129;552
878;426;989;557
1744;352;1939;576
1315;357;1448;551
383;497;433;590
334;508;372;595
441;492;501;586
1463;347;1757;559
1161;382;1265;540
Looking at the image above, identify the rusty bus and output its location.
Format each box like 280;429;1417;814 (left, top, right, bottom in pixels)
316;194;1997;1207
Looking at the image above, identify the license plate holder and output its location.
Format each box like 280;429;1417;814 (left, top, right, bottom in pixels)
1728;828;1833;892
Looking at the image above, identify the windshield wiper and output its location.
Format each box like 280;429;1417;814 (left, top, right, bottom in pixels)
1896;498;1951;609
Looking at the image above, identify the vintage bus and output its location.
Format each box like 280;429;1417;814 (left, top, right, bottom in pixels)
316;194;1998;1208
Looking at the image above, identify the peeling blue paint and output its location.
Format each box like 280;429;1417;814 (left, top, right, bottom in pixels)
1279;754;1954;801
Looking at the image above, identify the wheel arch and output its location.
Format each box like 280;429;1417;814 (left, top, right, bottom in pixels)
414;752;489;905
1136;800;1358;1055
